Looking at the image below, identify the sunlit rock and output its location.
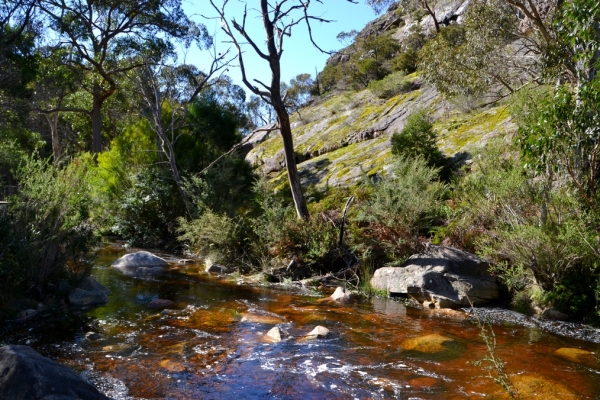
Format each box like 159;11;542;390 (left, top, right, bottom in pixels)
305;325;329;339
265;326;284;342
330;286;354;302
178;259;195;264
371;245;498;308
112;251;168;273
0;345;109;400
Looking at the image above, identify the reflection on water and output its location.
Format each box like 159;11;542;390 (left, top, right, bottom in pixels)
31;250;600;398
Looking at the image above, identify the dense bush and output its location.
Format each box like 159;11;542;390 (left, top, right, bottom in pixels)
351;156;446;264
112;168;185;250
442;142;600;321
367;71;413;99
391;110;447;173
0;155;98;302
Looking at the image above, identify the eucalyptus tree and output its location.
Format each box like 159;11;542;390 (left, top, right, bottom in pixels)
38;0;211;153
210;0;346;220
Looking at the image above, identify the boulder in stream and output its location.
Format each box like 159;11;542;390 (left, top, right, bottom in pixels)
305;325;329;339
370;245;498;308
265;326;285;342
68;276;110;307
112;251;169;275
0;345;109;400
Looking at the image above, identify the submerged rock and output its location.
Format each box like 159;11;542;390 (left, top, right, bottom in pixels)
371;245;498;308
148;299;175;309
16;309;37;321
68;276;110;306
511;375;578;399
112;251;169;274
401;333;454;353
159;359;186;373
0;345;109;400
240;312;284;324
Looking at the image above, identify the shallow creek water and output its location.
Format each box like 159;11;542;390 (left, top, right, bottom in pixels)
20;249;600;398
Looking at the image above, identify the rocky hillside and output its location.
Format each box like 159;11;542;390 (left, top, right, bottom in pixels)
241;1;516;193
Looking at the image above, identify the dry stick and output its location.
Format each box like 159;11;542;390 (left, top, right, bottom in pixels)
339;196;355;248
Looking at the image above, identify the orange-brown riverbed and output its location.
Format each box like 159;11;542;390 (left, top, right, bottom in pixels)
9;249;600;399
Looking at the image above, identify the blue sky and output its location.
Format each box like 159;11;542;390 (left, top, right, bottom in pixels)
181;0;379;93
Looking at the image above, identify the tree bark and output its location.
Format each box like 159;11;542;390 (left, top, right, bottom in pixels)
274;102;309;219
45;114;60;164
92;87;103;153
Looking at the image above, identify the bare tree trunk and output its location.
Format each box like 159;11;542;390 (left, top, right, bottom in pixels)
45;113;61;164
92;87;103;153
274;103;309;219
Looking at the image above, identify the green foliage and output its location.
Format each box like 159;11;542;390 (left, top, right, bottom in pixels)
112;169;184;249
419;0;518;99
352;156;445;263
390;49;419;74
0;155;98;301
318;33;400;91
391;110;446;172
367;71;413;98
177;209;245;266
443;142;600;321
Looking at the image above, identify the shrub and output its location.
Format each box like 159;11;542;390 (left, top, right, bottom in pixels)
391;109;446;172
391;49;419;74
352;156;446;264
0;155;98;301
177;210;246;266
367;71;413;99
112;169;185;249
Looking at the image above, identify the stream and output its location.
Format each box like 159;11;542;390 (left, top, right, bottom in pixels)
4;248;600;399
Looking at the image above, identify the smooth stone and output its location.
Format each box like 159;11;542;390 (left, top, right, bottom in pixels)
305;325;329;339
371;245;498;308
554;347;593;363
112;251;168;269
401;333;454;353
240;312;284;324
0;345;109;400
16;309;37;321
330;286;354;302
265;326;284;342
148;299;175;309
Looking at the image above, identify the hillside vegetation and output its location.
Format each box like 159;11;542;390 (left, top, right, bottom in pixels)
1;0;599;325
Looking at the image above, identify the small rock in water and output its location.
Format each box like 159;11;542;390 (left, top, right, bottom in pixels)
240;312;284;324
330;286;354;302
148;299;175;309
16;309;37;321
112;251;168;269
206;264;227;274
178;259;195;264
265;326;284;342
542;308;570;322
305;325;329;339
84;331;102;341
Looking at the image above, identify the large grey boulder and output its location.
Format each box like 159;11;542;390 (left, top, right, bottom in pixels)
111;251;168;275
68;276;110;307
371;245;498;308
0;345;109;400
